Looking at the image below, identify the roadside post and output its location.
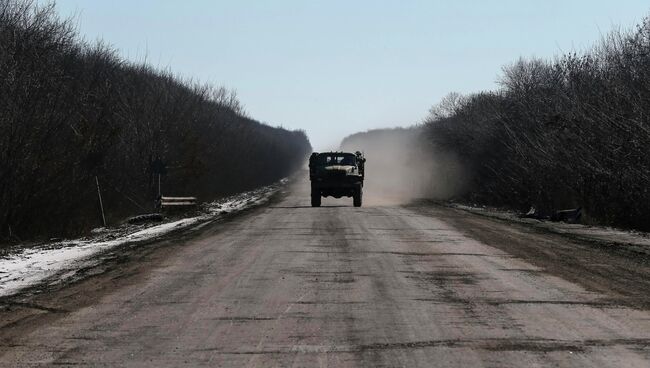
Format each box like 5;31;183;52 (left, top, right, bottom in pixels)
95;175;106;227
151;157;168;199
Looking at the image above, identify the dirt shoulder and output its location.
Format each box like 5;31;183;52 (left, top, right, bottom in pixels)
410;203;650;310
0;191;286;339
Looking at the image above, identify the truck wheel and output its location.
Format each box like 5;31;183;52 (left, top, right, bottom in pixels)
311;193;321;207
353;187;362;207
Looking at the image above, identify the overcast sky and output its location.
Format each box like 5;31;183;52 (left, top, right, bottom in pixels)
54;0;649;150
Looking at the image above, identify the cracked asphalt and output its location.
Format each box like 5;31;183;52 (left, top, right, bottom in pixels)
1;179;650;367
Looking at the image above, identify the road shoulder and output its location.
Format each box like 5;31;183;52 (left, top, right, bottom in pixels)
408;203;650;311
0;189;288;342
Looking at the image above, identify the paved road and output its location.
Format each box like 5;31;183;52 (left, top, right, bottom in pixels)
1;180;650;367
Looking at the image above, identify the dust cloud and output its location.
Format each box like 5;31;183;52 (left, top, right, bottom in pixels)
340;127;465;206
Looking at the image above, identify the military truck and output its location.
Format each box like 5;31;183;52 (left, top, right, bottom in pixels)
308;151;366;207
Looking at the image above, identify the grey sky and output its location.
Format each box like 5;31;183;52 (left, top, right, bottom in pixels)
54;0;649;150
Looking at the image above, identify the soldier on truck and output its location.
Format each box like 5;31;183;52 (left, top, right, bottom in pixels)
308;151;366;207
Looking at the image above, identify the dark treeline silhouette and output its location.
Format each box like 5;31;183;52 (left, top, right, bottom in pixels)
0;1;311;242
424;16;650;230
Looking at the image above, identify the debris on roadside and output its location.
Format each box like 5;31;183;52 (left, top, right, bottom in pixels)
520;206;582;224
127;213;165;225
520;206;548;220
550;207;582;223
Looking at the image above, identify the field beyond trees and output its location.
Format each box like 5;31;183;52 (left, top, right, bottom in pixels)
0;1;311;243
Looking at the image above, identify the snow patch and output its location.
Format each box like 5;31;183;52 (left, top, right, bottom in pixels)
0;180;286;297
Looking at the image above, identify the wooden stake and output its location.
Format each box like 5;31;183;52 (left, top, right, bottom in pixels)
95;176;106;227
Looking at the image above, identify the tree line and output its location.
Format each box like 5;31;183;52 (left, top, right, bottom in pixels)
342;15;650;231
424;15;650;230
0;0;311;243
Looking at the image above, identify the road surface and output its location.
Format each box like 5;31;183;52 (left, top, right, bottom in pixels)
1;179;650;367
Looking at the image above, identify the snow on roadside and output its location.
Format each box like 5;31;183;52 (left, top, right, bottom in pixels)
0;180;287;298
451;203;650;252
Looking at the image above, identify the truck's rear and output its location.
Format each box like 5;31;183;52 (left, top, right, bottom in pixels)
309;152;365;207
